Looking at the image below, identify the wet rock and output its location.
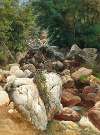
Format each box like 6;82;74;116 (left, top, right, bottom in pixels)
0;90;10;106
88;101;100;131
22;64;36;73
12;84;47;131
54;107;81;122
61;91;81;106
47;120;80;135
72;67;92;80
35;71;63;120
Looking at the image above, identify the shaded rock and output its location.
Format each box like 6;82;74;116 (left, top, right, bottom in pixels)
0;90;10;106
82;86;97;94
54;107;81;122
63;88;78;95
30;57;36;65
83;48;97;66
88;101;100;131
22;64;36;73
61;91;81;106
68;44;97;66
47;120;80;135
16;52;27;63
52;61;64;71
68;44;82;59
72;67;92;80
95;91;100;102
12;84;47;131
35;71;63;120
84;93;96;102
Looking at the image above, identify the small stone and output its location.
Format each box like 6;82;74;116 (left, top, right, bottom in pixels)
82;86;96;94
8;109;14;114
0;90;9;106
52;61;64;71
54;107;81;122
61;75;75;88
72;67;92;80
61;91;81;106
22;64;36;73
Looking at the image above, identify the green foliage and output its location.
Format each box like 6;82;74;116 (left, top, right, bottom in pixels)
0;0;35;53
79;75;88;82
32;0;100;48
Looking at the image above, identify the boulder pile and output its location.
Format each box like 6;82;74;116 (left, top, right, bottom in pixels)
0;45;100;134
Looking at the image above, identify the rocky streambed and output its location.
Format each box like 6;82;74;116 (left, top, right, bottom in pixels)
0;45;100;135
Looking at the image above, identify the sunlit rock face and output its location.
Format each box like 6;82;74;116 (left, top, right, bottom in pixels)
5;76;48;131
35;72;63;120
12;84;47;131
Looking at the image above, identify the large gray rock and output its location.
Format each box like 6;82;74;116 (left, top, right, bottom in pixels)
68;44;98;66
35;72;63;120
12;84;47;130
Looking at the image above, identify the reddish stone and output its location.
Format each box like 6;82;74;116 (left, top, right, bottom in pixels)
63;88;78;95
88;101;100;130
61;91;81;106
82;86;96;95
54;107;81;122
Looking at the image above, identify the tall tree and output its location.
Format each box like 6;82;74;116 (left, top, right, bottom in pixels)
32;0;100;48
